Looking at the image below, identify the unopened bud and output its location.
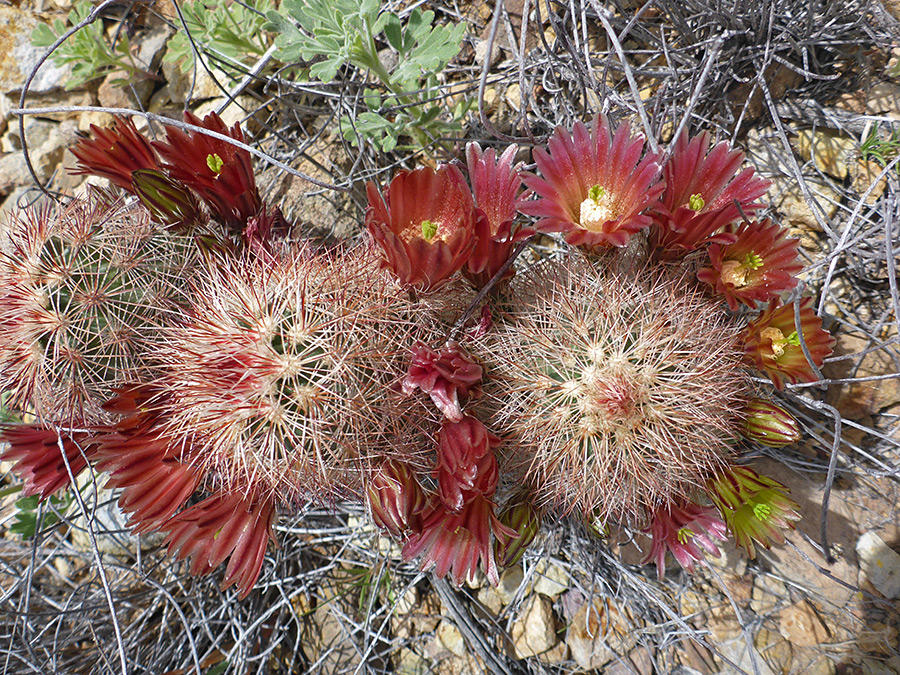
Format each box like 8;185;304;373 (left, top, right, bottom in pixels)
132;169;204;232
366;461;426;538
494;501;541;567
742;399;801;447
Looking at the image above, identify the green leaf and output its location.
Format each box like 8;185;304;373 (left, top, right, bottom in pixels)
383;13;403;53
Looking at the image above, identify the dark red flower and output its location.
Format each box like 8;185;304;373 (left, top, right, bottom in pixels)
698;219;802;310
402;494;514;586
0;425;97;498
401;341;483;421
743;298;835;390
650;131;770;260
520;115;663;249
464;143;531;287
154;112;261;231
70;117;160;192
160;491;277;599
435;416;500;512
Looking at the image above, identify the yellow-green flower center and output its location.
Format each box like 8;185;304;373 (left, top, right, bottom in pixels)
760;328;801;359
752;502;772;522
207;153;224;174
579;184;618;232
677;527;695;545
719;252;764;288
688;193;705;211
420;219;438;241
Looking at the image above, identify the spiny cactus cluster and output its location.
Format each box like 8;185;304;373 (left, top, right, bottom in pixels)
1;111;834;597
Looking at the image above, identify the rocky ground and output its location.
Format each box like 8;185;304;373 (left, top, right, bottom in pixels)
1;0;899;673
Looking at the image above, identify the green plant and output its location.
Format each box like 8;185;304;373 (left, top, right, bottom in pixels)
164;0;276;77
266;0;470;153
859;125;900;170
31;0;142;90
8;489;75;539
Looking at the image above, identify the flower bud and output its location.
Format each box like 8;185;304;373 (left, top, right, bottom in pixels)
132;169;204;232
494;501;541;567
741;399;801;447
366;461;426;538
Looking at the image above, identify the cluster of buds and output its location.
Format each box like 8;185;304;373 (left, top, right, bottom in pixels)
1;110;836;597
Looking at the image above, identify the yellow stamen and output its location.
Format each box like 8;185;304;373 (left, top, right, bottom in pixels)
579;185;617;232
421;220;438;241
207;153;224;174
688;193;705;211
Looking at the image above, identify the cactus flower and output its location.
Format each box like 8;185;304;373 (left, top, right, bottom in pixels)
708;465;801;558
520;115;663;249
366;164;478;290
642;500;728;578
698;219;802;310
366;460;426;538
743;298;835;389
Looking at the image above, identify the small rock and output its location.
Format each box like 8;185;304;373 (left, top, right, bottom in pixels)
751;575;788;615
865;81;900;116
435;620;466;658
530;559;569;598
394;648;429;675
0;7;72;93
604;646;654;675
778;599;831;647
476;585;503;616
794;129;857;180
535;638;569;665
505;83;522;112
707;602;744;641
715;639;777;675
566;598;633;671
770;175;841;231
0;93;11;136
825;333;900;419
755;627;794;674
678;639;718;674
856;532;900;599
511;594;557;658
496;565;524;604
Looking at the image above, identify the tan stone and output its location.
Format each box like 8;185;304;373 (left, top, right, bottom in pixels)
755;627;794;674
511;593;557;658
794;129;857;180
751;575;788;615
778;599;831;647
566;598;634;670
530;559;569;598
824;333;900;419
435;620;466;658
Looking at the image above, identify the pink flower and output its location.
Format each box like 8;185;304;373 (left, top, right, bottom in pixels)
366;460;427;538
401;341;483;421
464;143;531;287
698;219;802;310
402;494;514;586
520;116;663;249
708;465;801;558
743;298;835;390
435;416;500;512
366;165;478;290
160;490;277;599
650;131;770;260
642;500;728;578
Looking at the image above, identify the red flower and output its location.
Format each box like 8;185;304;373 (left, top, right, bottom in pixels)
366;460;427;538
464;143;531;287
642;500;728;579
154;112;261;231
401;341;483;421
160;491;277;599
650;131;770;260
698;219;802;310
520;116;663;249
366;165;478;290
402;494;514;586
0;425;97;498
708;465;800;559
131;169;206;233
743;298;835;390
435;416;500;512
70;117;160;192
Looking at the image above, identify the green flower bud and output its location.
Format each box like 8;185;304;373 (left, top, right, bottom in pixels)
495;501;541;567
742;399;801;447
